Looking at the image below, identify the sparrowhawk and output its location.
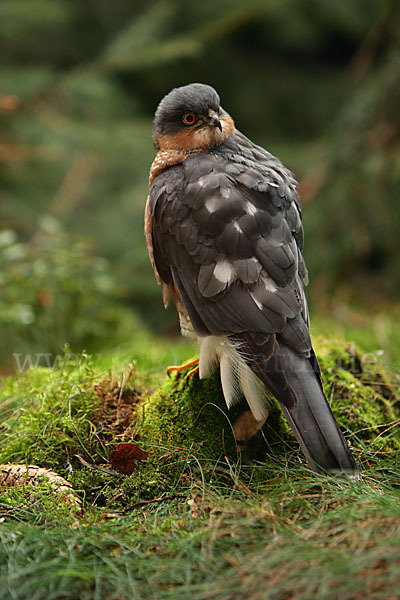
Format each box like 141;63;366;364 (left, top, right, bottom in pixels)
145;83;358;476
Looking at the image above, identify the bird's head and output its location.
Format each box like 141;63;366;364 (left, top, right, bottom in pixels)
152;83;235;152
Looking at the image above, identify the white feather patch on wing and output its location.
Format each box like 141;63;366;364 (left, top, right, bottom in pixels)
213;260;234;284
262;275;277;293
205;196;219;213
245;201;258;216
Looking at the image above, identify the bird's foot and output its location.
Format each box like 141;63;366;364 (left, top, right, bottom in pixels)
233;410;268;451
167;358;199;378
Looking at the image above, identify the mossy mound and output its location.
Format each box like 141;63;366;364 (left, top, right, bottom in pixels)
314;338;400;453
139;339;400;465
0;356;149;511
0;339;399;514
138;366;237;460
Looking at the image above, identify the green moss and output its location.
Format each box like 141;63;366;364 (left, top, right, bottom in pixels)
1;338;399;516
0;354;100;471
70;460;171;510
0;481;81;526
0;353;193;512
109;459;171;505
138;365;235;459
314;338;400;453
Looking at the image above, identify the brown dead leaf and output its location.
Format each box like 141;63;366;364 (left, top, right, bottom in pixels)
109;443;149;475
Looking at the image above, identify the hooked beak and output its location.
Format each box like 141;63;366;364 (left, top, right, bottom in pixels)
207;109;222;131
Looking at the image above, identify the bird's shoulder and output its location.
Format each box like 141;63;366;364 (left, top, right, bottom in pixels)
151;129;300;203
212;131;300;205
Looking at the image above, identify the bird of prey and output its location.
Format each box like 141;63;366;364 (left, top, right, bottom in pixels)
145;83;358;476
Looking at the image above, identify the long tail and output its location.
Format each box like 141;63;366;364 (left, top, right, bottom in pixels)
275;346;359;476
229;333;359;476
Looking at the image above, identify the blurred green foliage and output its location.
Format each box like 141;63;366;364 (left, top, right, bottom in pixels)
0;0;399;355
0;221;136;365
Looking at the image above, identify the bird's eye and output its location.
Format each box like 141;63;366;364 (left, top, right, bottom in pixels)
218;106;222;114
182;112;197;125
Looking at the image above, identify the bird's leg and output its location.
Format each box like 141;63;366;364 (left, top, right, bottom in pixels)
186;364;200;378
167;358;199;378
233;410;268;451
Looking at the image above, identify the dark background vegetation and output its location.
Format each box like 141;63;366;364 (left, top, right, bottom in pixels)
1;0;399;364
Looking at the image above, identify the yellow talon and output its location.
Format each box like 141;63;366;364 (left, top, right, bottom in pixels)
167;358;199;377
186;365;200;378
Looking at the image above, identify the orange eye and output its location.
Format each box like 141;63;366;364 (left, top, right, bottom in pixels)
218;106;222;114
182;112;197;125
